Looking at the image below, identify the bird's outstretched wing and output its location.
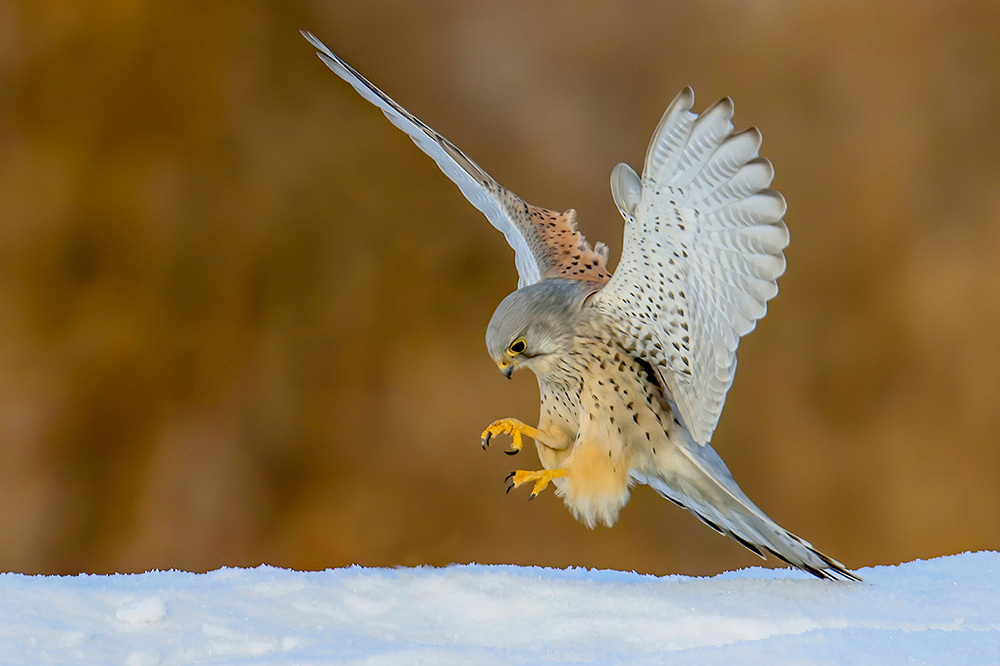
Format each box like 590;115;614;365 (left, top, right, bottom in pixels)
593;88;789;445
302;31;610;288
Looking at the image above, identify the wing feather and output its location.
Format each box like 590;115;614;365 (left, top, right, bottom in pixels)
594;88;789;444
670;98;735;189
643;87;698;182
302;31;609;288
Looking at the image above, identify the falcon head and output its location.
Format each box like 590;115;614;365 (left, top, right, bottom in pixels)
485;278;595;379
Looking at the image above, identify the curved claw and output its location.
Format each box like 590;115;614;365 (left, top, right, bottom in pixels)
480;418;530;455
504;468;567;500
504;470;516;494
504;448;519;456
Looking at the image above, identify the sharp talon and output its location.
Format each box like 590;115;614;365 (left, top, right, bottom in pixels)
504;449;518;456
504;471;516;482
528;493;536;502
481;436;489;450
506;484;514;494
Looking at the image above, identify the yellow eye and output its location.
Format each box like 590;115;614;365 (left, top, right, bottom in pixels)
507;338;526;355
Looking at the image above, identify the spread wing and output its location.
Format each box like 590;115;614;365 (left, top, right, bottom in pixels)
302;31;610;288
593;88;789;445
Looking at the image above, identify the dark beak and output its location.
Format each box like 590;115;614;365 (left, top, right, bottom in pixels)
501;364;514;379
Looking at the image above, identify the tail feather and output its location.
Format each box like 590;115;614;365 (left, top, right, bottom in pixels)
635;436;860;581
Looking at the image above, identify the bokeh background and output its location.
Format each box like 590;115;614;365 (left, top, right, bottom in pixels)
2;0;998;577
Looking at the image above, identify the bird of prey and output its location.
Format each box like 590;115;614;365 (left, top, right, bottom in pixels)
303;30;858;580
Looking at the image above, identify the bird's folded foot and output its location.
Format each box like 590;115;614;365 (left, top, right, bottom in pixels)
481;418;544;456
505;468;566;500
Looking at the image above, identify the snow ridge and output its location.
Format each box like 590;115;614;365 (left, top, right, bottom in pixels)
0;552;996;665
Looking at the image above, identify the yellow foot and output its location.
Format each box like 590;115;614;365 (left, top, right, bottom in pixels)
481;418;544;456
504;468;567;501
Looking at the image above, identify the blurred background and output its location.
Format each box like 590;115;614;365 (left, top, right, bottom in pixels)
1;0;998;577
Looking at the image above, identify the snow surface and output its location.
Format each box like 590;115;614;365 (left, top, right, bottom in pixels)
0;552;996;665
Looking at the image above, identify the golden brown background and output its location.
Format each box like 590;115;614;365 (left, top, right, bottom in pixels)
2;0;998;576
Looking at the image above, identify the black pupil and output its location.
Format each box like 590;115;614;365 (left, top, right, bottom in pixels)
510;340;525;353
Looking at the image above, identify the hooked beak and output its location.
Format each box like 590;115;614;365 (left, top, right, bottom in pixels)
497;359;514;379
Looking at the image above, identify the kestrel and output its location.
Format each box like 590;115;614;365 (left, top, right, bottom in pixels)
304;31;858;580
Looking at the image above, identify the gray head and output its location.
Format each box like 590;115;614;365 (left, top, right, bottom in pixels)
485;278;595;378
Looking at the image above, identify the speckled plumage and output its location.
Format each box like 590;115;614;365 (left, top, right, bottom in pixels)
305;31;857;580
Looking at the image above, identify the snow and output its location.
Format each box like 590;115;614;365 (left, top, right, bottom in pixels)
0;552;996;665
